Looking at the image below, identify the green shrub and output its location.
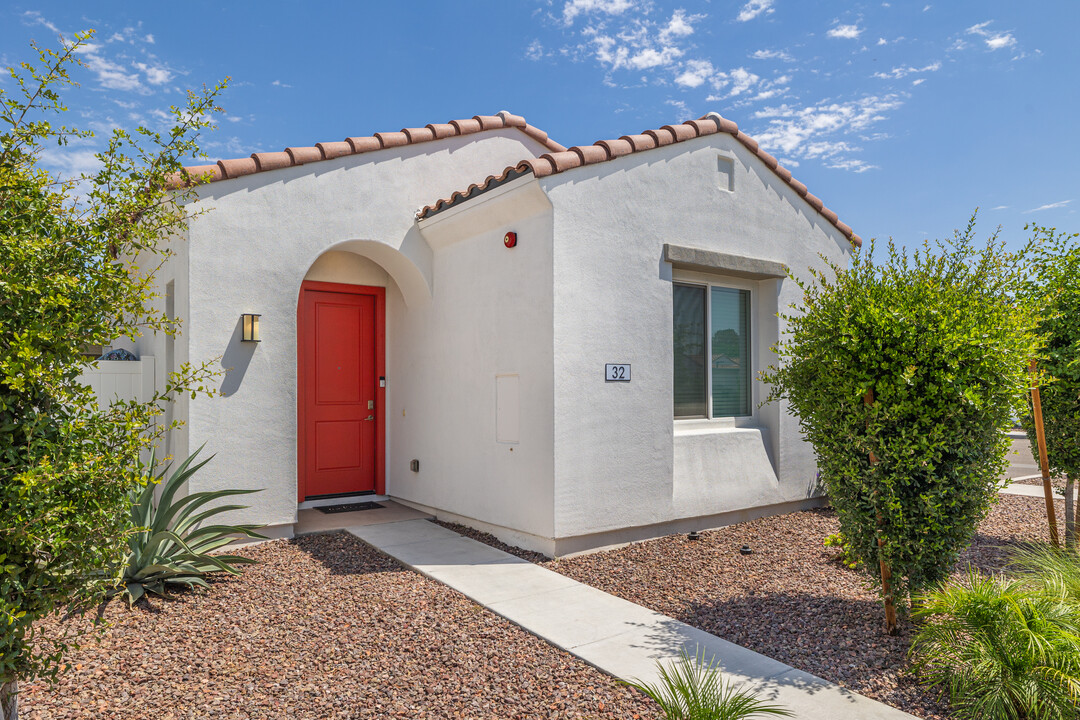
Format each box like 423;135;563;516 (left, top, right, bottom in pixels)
118;448;265;605
910;569;1080;719
763;217;1039;624
823;532;861;570
1018;224;1080;547
624;649;792;720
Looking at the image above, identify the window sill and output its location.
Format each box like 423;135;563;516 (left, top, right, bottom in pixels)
674;418;760;437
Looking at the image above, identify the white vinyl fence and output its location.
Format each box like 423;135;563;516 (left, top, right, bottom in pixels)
79;356;156;410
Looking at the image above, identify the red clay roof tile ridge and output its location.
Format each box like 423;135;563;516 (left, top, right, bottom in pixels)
417;110;861;248
164;110;565;190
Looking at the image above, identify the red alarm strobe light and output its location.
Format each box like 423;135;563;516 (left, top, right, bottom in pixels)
503;231;517;248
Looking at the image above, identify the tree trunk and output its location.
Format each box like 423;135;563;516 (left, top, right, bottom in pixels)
1066;476;1077;550
1;678;17;720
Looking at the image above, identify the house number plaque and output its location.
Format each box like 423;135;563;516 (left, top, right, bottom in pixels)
605;364;631;382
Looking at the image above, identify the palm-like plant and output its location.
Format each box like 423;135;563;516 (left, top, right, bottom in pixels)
1011;542;1080;604
910;568;1080;720
119;447;265;605
624;649;792;720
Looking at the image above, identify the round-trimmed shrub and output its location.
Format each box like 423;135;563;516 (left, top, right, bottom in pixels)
764;217;1039;622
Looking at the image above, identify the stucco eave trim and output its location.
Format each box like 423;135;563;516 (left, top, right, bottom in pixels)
663;243;787;280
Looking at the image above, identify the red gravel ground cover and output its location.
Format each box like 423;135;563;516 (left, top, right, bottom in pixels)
441;494;1066;720
21;532;656;720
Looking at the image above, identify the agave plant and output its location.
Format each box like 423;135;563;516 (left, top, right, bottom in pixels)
624;649;792;720
119;447;265;605
910;567;1080;720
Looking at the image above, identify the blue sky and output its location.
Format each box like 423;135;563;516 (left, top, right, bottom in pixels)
2;1;1077;250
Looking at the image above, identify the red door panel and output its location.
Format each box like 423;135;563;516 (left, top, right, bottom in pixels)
298;283;385;499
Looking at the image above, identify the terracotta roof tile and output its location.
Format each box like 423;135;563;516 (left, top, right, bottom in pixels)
403;127;435;143
473;115;504;130
426;122;457;139
375;131;409;148
621;134;657;152
417;111;861;247
597;138;634;159
218;157;257;179
646;127;677;147
286;146;322;165
572;144;608;166
450;118;482;135
346;136;382;153
252;152;291;173
316;141;351;160
166;111;565;190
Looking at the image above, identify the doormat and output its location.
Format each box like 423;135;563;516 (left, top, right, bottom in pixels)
315;501;385;514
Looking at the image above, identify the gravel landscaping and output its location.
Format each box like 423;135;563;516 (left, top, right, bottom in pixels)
440;494;1066;720
22;532;656;720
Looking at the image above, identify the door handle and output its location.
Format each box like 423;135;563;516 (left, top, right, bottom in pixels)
364;415;375;421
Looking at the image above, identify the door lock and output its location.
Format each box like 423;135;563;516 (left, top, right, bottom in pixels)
367;400;374;410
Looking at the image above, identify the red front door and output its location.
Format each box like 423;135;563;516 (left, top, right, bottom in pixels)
298;281;385;499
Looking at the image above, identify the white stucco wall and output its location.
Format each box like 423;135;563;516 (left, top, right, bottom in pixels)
402;181;556;541
543;133;853;542
173;129;551;529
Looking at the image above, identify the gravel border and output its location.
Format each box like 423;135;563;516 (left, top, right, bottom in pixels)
438;494;1066;720
22;532;657;719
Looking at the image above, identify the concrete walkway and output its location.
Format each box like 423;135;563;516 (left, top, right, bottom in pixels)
348;519;917;720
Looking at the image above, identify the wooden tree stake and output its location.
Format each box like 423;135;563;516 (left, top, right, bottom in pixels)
1029;360;1061;548
865;389;898;635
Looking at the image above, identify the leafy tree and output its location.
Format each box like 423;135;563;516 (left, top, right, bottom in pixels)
0;34;222;718
763;216;1039;633
1018;225;1080;548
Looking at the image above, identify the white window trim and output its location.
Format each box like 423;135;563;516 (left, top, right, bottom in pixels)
673;270;759;427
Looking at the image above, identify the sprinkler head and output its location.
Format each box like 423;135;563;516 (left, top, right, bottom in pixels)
740;545;752;555
687;531;701;541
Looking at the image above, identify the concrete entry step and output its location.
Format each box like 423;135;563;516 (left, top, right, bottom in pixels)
347;519;918;720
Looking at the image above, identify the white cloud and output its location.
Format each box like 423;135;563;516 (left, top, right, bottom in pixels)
872;61;940;80
665;98;690;120
526;39;545;60
581;11;697;74
751;94;902;172
658;10;701;44
1024;200;1072;213
737;0;774;22
751;49;795;62
966;21;1016;51
21;11;60;34
992;205;1009;210
923;4;932;11
134;61;173;85
828;24;863;40
628;45;684;69
911;78;926;86
675;59;714;88
73;43;144;92
724;67;761;96
877;37;888;46
271;80;292;88
562;0;637;25
145;34;155;44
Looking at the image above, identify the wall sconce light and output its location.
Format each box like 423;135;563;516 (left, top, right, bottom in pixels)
241;313;261;342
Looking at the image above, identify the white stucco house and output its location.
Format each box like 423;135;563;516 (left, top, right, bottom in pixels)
142;109;859;556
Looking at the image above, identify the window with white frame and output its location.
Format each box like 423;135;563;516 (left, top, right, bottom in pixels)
673;282;751;418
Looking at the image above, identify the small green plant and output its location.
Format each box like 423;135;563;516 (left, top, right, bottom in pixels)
119;448;265;605
624;649;792;720
910;568;1080;720
823;532;861;570
1012;542;1080;604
